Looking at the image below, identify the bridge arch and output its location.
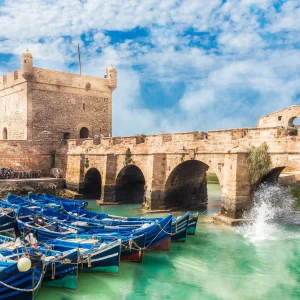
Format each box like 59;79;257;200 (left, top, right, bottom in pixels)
255;167;286;186
164;160;210;209
83;168;102;199
115;165;146;203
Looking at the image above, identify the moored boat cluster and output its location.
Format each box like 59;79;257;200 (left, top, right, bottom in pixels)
0;193;199;299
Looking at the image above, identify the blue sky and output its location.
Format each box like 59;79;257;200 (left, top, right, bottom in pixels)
0;0;299;135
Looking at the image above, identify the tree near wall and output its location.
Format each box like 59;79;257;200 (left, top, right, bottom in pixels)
247;142;271;184
124;148;133;166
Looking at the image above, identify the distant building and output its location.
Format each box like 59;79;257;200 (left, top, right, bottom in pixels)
0;50;117;141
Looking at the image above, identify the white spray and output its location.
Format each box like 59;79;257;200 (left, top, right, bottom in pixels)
236;184;298;242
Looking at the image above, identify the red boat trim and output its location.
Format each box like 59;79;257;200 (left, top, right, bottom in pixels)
146;237;171;251
121;250;144;263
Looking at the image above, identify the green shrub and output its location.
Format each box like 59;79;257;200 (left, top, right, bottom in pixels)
124;148;133;165
247;142;271;184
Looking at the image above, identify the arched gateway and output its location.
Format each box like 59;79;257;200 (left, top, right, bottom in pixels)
164;160;209;209
83;168;102;199
115;165;145;203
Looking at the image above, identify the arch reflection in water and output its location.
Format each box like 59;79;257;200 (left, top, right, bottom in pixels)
115;165;145;203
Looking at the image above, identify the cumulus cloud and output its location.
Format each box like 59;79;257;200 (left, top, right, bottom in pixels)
0;0;299;135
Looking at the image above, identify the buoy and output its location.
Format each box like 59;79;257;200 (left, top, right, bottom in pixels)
17;257;32;272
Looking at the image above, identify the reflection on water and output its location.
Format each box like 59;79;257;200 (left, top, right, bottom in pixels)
37;184;300;300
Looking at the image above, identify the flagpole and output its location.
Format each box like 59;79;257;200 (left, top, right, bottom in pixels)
78;44;82;75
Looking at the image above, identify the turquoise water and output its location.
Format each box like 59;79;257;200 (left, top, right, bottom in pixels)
37;184;300;300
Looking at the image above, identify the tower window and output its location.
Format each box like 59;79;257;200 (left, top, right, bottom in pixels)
3;128;7;140
80;127;89;139
63;132;71;140
24;60;26;63
83;103;86;110
278;116;282;121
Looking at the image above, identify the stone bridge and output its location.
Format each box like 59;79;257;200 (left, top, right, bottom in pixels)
65;106;300;219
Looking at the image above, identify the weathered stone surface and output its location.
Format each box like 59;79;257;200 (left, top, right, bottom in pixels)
0;178;65;197
0;52;116;141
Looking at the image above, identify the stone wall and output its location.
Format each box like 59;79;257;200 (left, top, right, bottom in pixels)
0;178;65;197
0;71;28;140
0;140;67;177
63;106;300;218
257;106;300;128
0;64;115;142
28;68;113;141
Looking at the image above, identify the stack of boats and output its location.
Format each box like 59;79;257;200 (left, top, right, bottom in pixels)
0;193;199;299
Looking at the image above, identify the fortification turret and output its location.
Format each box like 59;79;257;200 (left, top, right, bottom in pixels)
21;49;33;80
106;65;117;91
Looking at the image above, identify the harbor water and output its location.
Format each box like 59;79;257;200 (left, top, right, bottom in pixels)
38;184;300;300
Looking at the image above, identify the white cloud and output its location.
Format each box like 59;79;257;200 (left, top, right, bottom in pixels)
0;0;299;135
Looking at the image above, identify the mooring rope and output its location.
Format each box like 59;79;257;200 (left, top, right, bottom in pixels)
51;261;55;279
0;263;47;293
146;218;173;249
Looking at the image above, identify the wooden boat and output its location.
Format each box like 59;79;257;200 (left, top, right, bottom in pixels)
0;246;79;291
19;203;187;243
16;214;85;242
88;214;173;251
187;212;199;235
56;233;145;263
29;193;88;209
39;202;190;241
44;238;121;273
171;213;189;241
0;207;16;233
24;194;198;236
6;194;61;210
0;259;43;299
5;193;87;210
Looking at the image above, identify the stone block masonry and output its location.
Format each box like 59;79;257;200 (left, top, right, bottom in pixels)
0;50;116;141
64;106;300;218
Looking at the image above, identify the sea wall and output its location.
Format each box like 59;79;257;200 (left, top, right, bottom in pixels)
0;178;66;197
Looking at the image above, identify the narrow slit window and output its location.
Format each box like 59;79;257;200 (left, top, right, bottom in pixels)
83;103;86;110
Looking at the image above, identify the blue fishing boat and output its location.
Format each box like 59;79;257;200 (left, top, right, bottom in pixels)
0;207;16;233
171;213;189;241
30;193;88;209
45;238;121;273
49;206;189;242
56;233;145;263
6;194;61;209
89;214;173;250
63;202;197;236
187;212;199;235
0;259;43;300
16;213;85;242
0;246;79;291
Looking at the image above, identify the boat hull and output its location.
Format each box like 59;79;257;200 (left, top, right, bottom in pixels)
187;213;199;235
147;237;171;250
0;210;16;232
42;250;79;290
0;261;43;300
171;213;189;242
79;242;121;273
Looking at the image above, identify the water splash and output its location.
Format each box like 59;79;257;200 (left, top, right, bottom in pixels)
236;184;299;242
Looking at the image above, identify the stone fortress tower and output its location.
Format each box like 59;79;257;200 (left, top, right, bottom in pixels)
0;50;117;141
